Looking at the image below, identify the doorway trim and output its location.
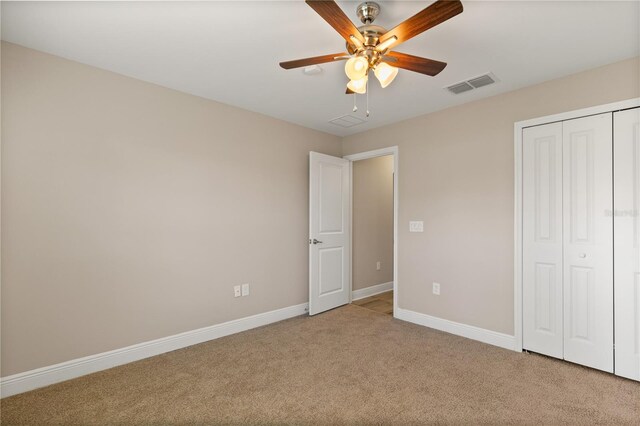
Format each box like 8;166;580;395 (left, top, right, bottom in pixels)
513;97;640;353
344;146;399;317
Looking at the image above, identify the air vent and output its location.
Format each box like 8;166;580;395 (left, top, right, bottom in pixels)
329;114;366;128
447;81;474;94
446;72;498;94
467;74;496;88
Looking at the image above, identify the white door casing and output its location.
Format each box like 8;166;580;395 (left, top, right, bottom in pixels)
614;107;640;381
522;122;564;358
309;152;351;316
562;113;614;373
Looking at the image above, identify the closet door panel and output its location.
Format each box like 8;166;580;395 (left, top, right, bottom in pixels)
614;107;640;381
562;113;613;373
523;122;564;358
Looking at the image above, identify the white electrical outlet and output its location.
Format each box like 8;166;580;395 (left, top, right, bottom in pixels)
376;261;381;271
234;285;241;298
409;221;424;232
241;283;250;296
432;282;441;295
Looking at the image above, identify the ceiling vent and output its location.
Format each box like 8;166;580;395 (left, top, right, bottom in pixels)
446;72;498;94
329;114;366;128
446;81;474;94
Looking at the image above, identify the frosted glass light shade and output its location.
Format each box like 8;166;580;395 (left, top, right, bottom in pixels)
347;76;368;94
345;56;369;81
374;62;398;88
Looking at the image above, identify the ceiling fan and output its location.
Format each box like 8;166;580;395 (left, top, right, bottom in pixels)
279;0;463;94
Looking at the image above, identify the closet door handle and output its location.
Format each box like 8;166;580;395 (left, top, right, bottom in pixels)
578;253;587;258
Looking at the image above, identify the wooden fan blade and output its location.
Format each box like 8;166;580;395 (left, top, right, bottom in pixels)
346;87;355;94
381;51;447;76
378;0;463;50
306;1;365;44
279;53;348;69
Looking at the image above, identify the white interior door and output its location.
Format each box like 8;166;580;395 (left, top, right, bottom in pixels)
309;152;350;316
523;122;564;358
614;107;640;381
562;113;614;373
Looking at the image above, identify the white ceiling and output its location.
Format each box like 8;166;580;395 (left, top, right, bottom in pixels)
2;1;639;136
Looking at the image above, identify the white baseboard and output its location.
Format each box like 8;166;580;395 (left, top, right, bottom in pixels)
352;281;393;301
1;303;309;398
395;307;518;352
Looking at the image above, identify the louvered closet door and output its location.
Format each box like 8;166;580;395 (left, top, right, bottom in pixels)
614;107;640;381
523;122;564;358
562;113;613;373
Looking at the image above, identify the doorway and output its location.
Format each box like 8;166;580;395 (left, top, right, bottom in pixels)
307;147;398;316
345;147;398;317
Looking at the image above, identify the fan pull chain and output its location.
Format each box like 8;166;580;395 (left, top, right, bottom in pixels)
366;80;370;117
353;94;358;112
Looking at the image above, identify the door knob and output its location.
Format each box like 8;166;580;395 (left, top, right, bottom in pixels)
579;253;587;258
312;239;323;245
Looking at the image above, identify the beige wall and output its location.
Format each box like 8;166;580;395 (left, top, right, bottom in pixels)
2;40;638;377
343;56;640;335
352;155;394;291
0;42;342;376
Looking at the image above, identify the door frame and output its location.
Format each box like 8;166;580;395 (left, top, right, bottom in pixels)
344;146;399;317
513;97;640;352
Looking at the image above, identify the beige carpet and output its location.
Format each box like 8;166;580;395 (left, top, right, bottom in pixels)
2;305;639;425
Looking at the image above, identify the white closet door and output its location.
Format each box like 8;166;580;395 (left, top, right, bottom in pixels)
562;113;613;373
614;107;640;381
523;122;564;358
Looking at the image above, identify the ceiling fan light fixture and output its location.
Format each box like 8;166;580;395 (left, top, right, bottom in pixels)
347;75;368;94
345;56;369;80
374;62;398;88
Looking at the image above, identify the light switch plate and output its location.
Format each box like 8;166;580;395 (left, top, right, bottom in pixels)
409;221;424;232
241;283;250;296
433;282;441;295
234;285;241;298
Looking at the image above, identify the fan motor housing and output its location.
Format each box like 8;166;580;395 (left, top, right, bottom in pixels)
346;24;387;54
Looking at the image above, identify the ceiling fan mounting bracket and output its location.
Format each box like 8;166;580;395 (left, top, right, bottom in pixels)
356;2;380;24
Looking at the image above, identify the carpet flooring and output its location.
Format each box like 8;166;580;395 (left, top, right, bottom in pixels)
1;305;639;424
